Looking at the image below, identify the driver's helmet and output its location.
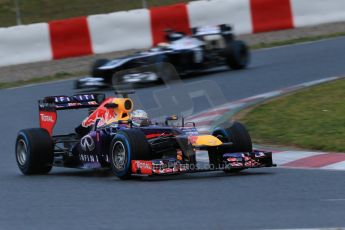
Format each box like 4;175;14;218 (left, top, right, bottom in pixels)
157;42;170;48
131;109;150;127
165;29;184;42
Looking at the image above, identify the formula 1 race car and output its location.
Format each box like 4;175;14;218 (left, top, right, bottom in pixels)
75;24;250;89
15;92;274;180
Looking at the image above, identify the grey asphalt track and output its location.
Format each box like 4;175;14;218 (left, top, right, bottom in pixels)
1;37;345;230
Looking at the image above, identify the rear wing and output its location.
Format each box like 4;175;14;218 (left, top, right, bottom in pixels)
38;93;105;135
192;24;233;39
39;93;105;110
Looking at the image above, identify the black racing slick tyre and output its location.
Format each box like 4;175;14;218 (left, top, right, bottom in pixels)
91;59;109;78
225;40;250;70
211;122;252;173
212;121;253;153
109;129;151;179
15;128;54;175
112;72;130;91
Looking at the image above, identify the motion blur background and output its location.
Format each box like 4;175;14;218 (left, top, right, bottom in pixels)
0;0;195;27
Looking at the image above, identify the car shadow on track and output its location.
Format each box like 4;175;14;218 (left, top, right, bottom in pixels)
47;168;113;178
44;169;274;182
74;67;237;93
140;170;274;182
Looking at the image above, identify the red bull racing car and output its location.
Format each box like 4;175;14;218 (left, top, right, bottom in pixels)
15;92;275;179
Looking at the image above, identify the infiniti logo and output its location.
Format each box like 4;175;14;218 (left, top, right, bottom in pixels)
80;135;95;152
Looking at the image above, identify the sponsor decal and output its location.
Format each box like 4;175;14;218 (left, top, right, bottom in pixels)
75;94;95;101
80;135;95;152
67;103;78;107
255;152;266;158
79;154;99;163
188;136;198;145
195;25;221;36
39;111;57;136
227;157;239;162
55;96;70;103
177;149;183;161
40;114;54;122
131;160;152;175
181;128;199;136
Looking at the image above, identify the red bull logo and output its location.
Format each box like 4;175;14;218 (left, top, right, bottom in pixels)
82;98;117;127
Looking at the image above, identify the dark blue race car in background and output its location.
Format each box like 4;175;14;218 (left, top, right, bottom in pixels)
75;24;250;89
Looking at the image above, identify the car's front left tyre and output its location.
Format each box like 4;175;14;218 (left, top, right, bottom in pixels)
212;121;253;153
109;129;151;179
15;128;54;175
209;122;253;173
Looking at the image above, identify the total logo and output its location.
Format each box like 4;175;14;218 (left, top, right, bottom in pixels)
135;161;152;170
40;114;54;122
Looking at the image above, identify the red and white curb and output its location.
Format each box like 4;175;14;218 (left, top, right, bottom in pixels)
271;150;345;170
2;0;345;67
187;76;345;170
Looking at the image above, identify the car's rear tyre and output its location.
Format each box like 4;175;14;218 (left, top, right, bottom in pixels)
15;128;54;175
109;129;151;179
225;41;250;70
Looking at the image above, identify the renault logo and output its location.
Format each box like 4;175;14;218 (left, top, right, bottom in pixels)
80;135;95;152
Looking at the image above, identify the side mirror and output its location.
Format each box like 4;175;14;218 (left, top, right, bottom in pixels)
166;115;178;121
184;122;196;128
104;103;118;109
165;115;178;125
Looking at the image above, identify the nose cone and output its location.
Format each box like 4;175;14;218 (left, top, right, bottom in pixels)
189;135;222;146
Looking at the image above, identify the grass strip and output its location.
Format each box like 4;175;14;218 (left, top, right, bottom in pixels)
238;78;345;152
250;32;345;50
0;72;78;89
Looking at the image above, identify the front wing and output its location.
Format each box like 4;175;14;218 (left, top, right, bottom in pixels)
131;150;275;176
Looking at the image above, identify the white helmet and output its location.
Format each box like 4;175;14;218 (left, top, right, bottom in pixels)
131;110;149;126
157;42;170;48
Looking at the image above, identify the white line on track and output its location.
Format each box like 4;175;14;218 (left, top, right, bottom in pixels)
322;199;345;202
264;228;345;230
